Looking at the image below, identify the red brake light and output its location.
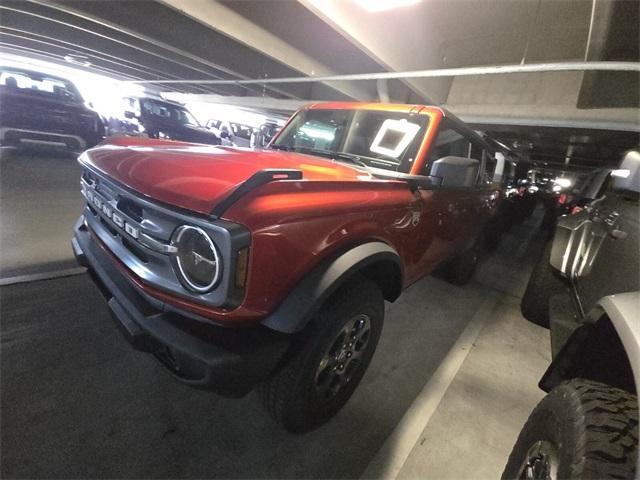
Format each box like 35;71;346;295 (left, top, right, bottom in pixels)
558;193;568;205
570;206;583;215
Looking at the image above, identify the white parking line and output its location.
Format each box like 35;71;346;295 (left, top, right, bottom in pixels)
362;291;500;479
0;267;86;287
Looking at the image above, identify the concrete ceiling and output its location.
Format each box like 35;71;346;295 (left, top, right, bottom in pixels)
0;0;606;101
0;0;638;168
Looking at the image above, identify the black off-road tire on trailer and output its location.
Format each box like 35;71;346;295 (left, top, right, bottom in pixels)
259;276;384;434
502;379;638;480
520;241;566;328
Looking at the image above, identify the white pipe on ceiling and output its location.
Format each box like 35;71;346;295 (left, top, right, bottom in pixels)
122;61;640;85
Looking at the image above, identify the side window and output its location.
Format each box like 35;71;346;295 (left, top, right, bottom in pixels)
425;124;471;173
482;151;497;185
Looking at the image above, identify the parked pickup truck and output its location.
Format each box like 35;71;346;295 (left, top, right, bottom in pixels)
72;102;500;432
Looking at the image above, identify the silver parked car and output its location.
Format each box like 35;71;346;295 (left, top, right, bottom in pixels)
504;150;640;479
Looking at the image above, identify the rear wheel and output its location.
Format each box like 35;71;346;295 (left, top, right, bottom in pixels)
259;276;384;433
443;242;480;285
502;379;638;479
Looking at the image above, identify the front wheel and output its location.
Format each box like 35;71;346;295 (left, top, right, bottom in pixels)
502;379;638;479
259;276;384;433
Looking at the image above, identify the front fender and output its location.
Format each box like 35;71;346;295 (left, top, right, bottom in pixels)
540;291;640;394
261;241;403;334
592;292;640;392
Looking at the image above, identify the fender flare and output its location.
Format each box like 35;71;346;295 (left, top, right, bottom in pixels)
539;292;640;394
261;241;403;334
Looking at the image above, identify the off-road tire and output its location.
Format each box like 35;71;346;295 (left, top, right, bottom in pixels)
520;241;566;328
259;276;384;434
502;379;638;479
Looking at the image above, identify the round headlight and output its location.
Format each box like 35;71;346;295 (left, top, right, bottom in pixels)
171;225;221;293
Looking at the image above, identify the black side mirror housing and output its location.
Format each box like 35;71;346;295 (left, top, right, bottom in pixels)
124;111;136;120
430;156;479;188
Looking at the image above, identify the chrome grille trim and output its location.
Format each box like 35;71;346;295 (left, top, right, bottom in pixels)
78;164;251;309
81;180;176;255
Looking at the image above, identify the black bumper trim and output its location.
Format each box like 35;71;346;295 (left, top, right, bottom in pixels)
73;216;291;397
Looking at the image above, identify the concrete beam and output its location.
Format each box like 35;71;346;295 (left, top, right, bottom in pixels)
169;91;639;132
158;0;372;101
164;93;304;114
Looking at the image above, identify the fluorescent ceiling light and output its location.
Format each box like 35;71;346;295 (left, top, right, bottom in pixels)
354;0;422;13
611;169;631;179
554;178;573;188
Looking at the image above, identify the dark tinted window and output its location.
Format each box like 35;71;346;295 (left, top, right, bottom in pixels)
0;69;82;103
140;99;199;126
428;127;470;164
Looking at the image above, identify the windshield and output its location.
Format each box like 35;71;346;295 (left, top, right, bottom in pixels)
272;109;429;172
140;98;200;127
0;69;83;104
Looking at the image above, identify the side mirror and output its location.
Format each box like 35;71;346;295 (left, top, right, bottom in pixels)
612;150;640;193
220;131;230;139
430;156;479;188
124;111;136;120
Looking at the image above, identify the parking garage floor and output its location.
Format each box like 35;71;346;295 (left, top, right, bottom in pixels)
0;148;85;280
0;149;551;478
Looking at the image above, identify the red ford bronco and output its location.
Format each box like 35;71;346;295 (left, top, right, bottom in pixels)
72;102;500;432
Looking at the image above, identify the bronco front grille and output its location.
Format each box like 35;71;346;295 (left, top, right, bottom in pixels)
78;165;249;311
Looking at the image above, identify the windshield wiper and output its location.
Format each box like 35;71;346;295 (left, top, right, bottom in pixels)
294;147;369;168
270;144;292;151
271;145;368;168
331;152;369;168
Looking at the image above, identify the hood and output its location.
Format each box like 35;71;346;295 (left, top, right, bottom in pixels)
81;138;374;215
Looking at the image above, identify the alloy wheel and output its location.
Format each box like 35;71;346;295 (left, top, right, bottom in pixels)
314;314;371;399
517;440;559;480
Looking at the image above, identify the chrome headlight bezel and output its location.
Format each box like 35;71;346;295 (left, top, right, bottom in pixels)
171;225;222;294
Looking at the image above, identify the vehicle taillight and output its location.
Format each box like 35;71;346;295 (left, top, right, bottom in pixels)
570;206;583;215
558;193;568;205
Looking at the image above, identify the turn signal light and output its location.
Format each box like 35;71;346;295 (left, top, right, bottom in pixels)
235;248;249;289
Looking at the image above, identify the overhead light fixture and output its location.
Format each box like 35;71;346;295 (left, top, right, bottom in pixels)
554;178;573;188
354;0;422;13
611;169;631;179
64;54;91;67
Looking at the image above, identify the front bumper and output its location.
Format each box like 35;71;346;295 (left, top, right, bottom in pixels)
73;216;290;397
0;127;88;151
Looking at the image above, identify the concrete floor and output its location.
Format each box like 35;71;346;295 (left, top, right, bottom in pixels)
2;267;492;478
0;149;550;478
0;148;84;279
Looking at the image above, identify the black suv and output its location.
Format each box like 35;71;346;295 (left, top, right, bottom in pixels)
107;96;222;146
504;150;639;479
0;66;104;152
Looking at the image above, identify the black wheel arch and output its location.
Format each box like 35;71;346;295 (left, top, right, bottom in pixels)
261;241;403;334
540;314;636;396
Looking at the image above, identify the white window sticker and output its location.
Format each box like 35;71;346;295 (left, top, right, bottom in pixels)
369;119;421;158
